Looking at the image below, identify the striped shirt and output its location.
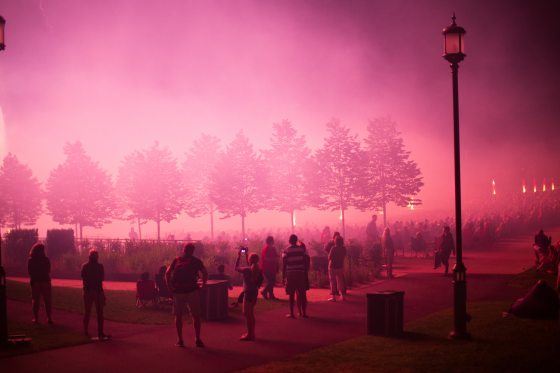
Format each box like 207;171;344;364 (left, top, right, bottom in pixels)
283;245;307;273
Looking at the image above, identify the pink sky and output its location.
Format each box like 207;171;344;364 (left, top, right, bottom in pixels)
0;0;559;239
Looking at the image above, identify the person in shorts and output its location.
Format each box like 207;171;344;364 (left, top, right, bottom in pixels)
165;243;208;348
236;248;263;341
282;234;308;318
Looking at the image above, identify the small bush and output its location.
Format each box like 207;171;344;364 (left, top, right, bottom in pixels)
5;228;38;268
46;229;75;260
59;250;87;273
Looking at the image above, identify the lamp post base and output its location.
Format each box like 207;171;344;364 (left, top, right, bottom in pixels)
448;330;471;340
449;262;470;340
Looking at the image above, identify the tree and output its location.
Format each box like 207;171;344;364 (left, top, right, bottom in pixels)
182;134;222;240
45;142;114;241
210;131;268;239
360;117;423;226
0;153;42;229
262;120;312;233
116;143;184;242
313;119;365;238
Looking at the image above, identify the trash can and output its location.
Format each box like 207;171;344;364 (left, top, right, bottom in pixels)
366;290;404;336
200;280;229;321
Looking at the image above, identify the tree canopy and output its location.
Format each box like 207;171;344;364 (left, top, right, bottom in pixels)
0;153;42;229
262;120;312;232
313;119;365;237
116;142;184;241
45;142;114;240
210;131;269;238
360;117;423;226
182;134;222;239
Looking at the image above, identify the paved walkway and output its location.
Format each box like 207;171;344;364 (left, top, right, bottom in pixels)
1;229;551;373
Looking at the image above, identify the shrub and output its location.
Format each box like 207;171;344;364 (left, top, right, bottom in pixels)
59;250;87;273
46;229;75;260
5;228;38;268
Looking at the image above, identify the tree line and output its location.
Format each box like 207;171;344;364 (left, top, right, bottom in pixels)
0;117;423;241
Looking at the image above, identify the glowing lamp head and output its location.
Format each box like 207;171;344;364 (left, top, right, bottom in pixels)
0;16;5;51
443;13;466;64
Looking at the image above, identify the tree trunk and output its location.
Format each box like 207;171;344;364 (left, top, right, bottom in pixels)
382;201;387;228
210;205;214;241
341;208;346;238
79;223;83;244
137;218;142;240
290;210;295;234
157;219;161;243
241;214;246;241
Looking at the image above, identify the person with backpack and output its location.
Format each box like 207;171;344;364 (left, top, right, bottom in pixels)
165;243;208;348
236;248;263;341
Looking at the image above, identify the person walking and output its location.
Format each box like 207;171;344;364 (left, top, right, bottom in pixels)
28;243;53;324
81;249;110;340
328;236;347;301
236;249;263;341
382;227;395;279
260;236;279;300
165;243;208;348
282;234;308;318
438;226;456;276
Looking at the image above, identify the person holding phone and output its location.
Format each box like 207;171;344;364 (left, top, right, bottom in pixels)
236;247;263;341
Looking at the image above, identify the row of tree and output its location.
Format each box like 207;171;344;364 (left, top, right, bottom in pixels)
0;117;423;240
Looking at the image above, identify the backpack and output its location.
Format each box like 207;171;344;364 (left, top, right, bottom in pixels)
171;257;198;292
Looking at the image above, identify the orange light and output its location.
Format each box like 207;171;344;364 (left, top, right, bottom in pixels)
492;179;496;195
543;177;547;192
533;178;537;193
552;178;555;191
522;179;526;193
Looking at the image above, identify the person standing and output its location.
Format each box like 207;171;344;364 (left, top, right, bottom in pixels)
324;231;341;255
382;228;395;279
438;226;456;276
282;234;308;318
328;236;347;301
28;243;53;324
128;227;139;241
260;236;279;300
236;249;263;341
165;243;208;348
366;215;379;244
81;249;110;340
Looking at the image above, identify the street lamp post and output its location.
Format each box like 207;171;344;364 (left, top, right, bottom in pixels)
442;13;470;340
0;15;7;345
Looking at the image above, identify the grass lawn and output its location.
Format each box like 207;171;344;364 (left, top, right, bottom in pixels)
6;280;285;325
241;301;560;372
508;267;558;289
0;319;90;359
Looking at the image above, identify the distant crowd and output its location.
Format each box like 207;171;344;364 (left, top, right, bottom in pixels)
26;215;474;347
23;191;560;346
